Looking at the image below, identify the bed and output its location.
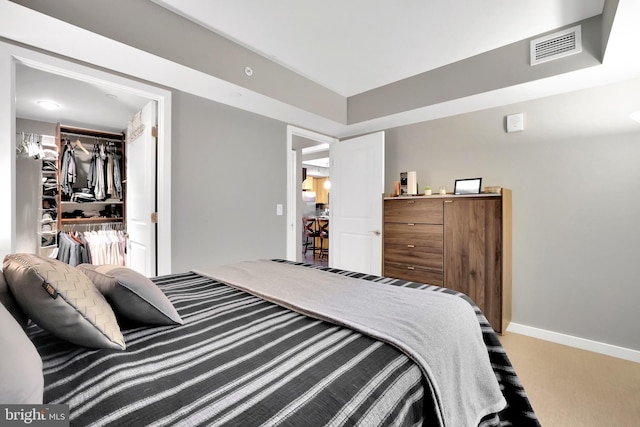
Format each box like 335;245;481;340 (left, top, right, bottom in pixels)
2;256;539;426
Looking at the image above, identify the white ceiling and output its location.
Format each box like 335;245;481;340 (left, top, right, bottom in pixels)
152;0;605;96
16;64;151;132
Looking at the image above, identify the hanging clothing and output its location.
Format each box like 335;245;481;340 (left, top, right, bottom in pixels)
16;132;44;159
57;229;126;267
113;153;123;199
106;150;115;198
60;141;76;197
56;232;89;266
88;144;97;190
93;144;107;200
86;142;123;201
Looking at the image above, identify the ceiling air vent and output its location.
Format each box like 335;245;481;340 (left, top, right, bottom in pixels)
530;25;582;65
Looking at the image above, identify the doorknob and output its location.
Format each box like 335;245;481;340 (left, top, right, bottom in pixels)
371;230;381;236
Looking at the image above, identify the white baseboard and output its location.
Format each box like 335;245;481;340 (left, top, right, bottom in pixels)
506;323;640;364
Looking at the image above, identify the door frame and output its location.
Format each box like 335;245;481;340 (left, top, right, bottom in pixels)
0;42;173;274
286;125;338;262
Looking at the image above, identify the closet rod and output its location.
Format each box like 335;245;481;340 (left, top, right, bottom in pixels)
62;223;126;231
60;131;123;143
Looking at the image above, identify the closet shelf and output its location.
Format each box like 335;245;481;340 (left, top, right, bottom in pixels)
61;217;123;223
61;201;123;205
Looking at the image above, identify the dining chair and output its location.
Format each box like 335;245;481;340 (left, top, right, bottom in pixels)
302;216;320;255
317;218;329;260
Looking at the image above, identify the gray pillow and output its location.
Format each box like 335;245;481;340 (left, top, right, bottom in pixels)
0;301;43;403
2;254;125;350
77;264;183;326
0;268;28;328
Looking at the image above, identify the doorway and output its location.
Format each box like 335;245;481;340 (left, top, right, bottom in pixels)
301;143;330;267
286;127;386;275
2;42;173;275
286;126;337;264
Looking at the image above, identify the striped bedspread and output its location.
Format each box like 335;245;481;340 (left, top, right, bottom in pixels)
28;260;540;427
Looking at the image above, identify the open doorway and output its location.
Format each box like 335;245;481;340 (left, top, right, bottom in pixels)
4;42;173;275
286;127;386;275
286;126;338;263
301;143;330;266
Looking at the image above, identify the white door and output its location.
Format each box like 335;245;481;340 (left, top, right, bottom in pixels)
126;101;157;276
329;131;385;275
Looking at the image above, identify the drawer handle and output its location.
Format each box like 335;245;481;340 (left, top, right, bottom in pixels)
407;200;415;204
407;223;415;226
407;244;415;248
407;266;415;270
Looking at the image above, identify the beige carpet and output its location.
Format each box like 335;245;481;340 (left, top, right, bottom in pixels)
499;332;640;427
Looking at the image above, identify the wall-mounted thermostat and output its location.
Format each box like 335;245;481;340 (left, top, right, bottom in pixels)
506;113;524;133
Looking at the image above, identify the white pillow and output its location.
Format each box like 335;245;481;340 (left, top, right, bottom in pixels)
0;302;43;403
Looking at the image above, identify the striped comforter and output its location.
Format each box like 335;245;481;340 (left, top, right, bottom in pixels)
28;260;540;426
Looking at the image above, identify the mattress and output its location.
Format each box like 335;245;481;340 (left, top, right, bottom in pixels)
28;260;539;426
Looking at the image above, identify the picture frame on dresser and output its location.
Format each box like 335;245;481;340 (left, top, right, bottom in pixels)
454;177;482;195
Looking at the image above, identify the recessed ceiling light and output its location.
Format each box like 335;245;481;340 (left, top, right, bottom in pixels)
36;100;60;110
630;110;640;124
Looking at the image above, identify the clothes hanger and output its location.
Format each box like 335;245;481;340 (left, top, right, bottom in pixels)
74;138;90;155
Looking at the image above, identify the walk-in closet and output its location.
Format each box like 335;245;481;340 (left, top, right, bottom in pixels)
14;63;153;270
16;123;128;266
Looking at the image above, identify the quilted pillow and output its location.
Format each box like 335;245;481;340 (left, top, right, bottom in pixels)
77;264;183;326
0;302;43;403
2;254;125;350
0;268;28;328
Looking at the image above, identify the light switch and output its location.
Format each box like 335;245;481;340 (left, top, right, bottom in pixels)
276;204;283;216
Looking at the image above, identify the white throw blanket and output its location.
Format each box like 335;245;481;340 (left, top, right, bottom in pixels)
195;260;506;427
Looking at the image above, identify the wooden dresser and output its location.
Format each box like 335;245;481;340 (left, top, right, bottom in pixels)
383;190;512;334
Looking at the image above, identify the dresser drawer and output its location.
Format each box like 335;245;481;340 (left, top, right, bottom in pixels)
384;223;443;247
384;198;443;224
384;243;443;270
383;263;443;286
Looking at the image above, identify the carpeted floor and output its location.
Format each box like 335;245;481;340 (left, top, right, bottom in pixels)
499;332;640;427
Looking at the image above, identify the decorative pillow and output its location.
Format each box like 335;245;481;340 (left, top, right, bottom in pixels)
2;254;125;350
77;264;183;326
0;301;44;403
0;268;28;328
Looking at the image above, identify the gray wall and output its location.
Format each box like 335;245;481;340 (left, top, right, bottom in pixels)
16;118;56;137
384;83;640;351
171;91;288;272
